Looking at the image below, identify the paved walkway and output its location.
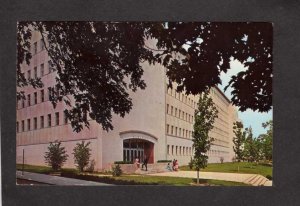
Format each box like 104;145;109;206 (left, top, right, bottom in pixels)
148;171;272;186
16;171;112;186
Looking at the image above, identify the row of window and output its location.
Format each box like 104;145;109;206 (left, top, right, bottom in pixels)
16;111;68;133
166;104;194;123
166;124;193;139
211;88;229;107
167;145;193;156
207;149;229;156
18;86;59;109
167;86;197;108
25;60;54;80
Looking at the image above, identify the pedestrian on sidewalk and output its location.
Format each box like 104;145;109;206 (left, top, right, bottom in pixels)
141;156;148;171
134;156;140;169
174;159;179;171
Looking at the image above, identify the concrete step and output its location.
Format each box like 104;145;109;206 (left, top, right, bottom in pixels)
244;175;258;184
254;176;268;186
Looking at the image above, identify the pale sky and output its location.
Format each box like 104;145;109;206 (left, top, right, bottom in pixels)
219;58;273;137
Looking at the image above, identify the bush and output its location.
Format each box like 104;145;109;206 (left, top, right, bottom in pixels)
112;164;122;177
157;160;172;163
86;159;96;172
114;161;132;164
220;157;224;164
73;141;91;172
44;140;68;171
266;175;272;180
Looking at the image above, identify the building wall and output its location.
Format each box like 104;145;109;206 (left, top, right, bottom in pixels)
16;30;239;170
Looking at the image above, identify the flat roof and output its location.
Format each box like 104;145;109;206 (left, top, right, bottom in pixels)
214;86;231;104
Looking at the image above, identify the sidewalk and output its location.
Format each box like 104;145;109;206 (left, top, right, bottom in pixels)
16;171;112;186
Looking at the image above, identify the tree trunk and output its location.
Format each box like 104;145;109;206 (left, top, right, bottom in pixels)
197;169;199;184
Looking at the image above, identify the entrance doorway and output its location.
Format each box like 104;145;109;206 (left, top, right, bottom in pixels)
123;139;154;163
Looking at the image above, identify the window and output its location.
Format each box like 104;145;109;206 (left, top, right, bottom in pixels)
48;60;53;73
27;94;31;106
183;129;185;138
48;114;51;127
175;108;177;117
175;127;177;136
34;92;37;104
167;145;170;155
179;146;182;155
176;146;178;155
183;147;185;155
64;110;68;124
186;130;188;138
166;104;169;114
34;42;37;54
27;70;31;79
179;110;181;118
171;106;173;116
171;126;174;135
27;119;31;131
34;67;37;78
172;145;174;155
182;112;185;120
40;116;44;128
40;64;44;76
40;39;45;50
34;117;37;130
166;124;169;134
16;122;19;133
55;112;59;125
22;99;25;108
22;120;25;132
48;87;52;100
40;90;44;102
179;128;181;137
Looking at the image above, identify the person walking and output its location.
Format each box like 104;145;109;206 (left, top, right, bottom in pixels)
142;156;148;171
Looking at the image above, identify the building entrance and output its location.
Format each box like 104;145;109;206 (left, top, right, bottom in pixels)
123;139;154;163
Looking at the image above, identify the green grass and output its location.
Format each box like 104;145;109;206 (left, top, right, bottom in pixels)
179;162;272;177
17;164;249;186
111;175;249;186
16;164;77;174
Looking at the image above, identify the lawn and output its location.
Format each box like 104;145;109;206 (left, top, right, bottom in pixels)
17;164;249;186
179;162;272;177
16;164;77;174
61;173;249;186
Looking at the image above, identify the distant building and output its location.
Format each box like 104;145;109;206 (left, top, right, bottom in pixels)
16;31;239;170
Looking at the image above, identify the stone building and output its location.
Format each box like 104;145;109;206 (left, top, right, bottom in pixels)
16;31;239;170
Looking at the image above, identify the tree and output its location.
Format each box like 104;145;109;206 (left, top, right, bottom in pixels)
192;91;218;184
44;140;68;171
243;127;259;163
232;121;246;162
17;22;272;132
260;120;273;161
73;141;91;172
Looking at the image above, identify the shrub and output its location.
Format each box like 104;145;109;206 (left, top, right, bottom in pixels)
112;164;122;176
114;161;132;164
86;159;96;172
73;141;91;172
220;157;224;164
266;175;272;180
157;160;172;163
44;140;68;171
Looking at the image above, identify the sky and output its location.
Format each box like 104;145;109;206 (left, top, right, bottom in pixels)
219;59;273;137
